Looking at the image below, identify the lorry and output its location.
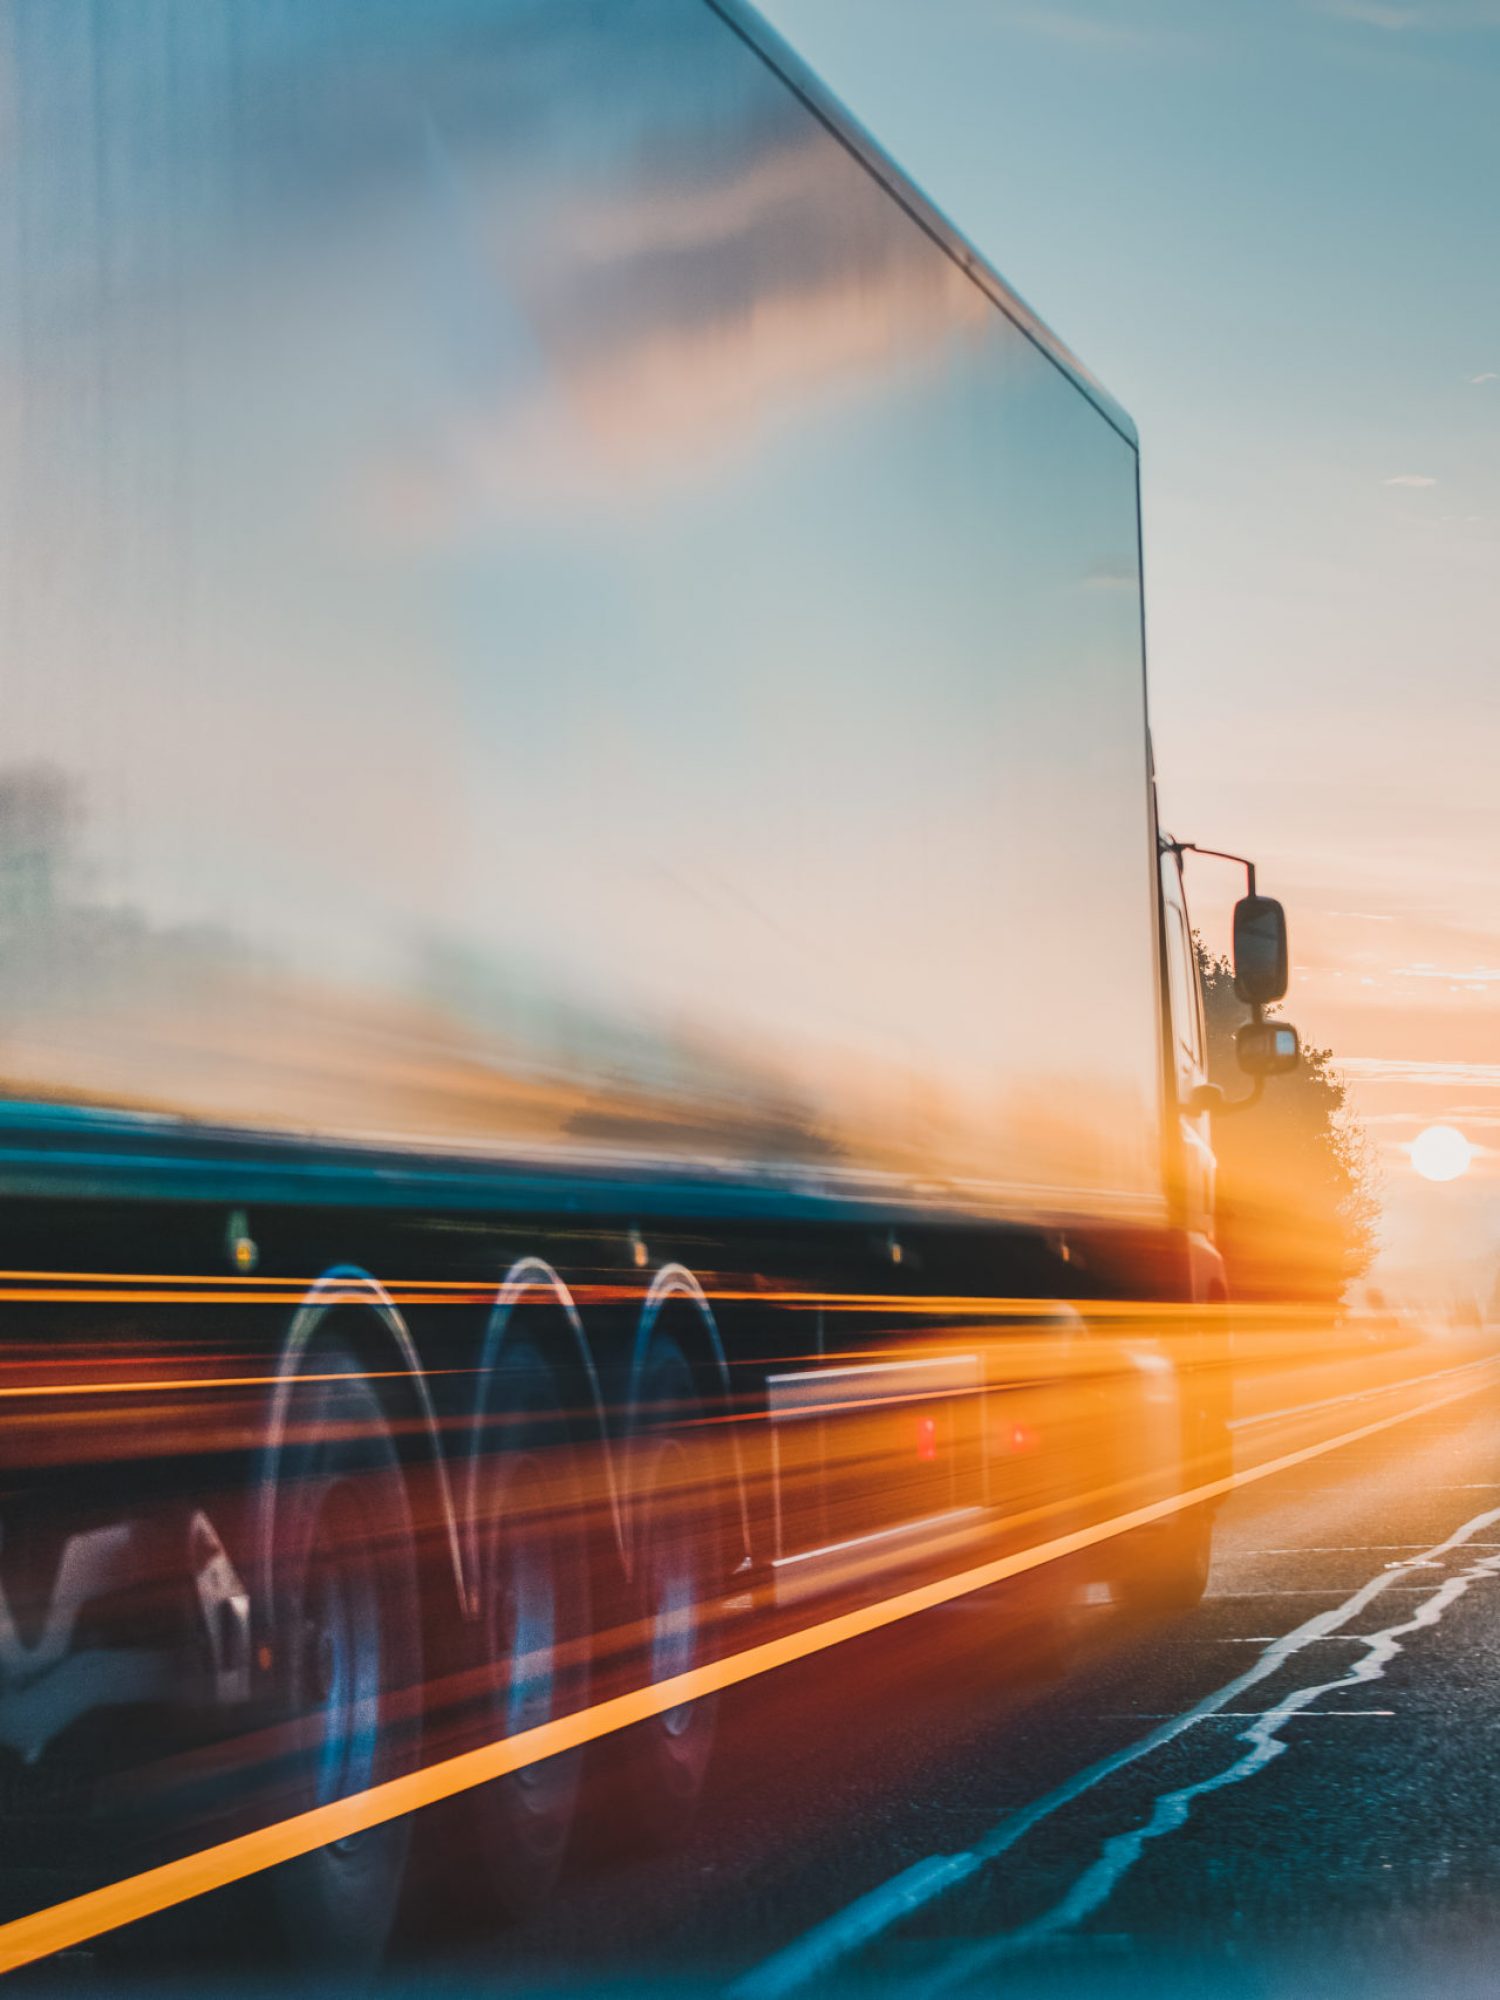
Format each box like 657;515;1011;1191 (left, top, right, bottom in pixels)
0;0;1298;1969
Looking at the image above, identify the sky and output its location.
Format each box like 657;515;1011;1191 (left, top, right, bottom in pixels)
760;0;1500;1298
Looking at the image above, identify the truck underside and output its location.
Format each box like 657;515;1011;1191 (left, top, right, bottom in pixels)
0;1180;1221;1958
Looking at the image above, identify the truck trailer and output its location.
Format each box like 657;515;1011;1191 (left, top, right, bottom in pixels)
0;0;1297;1968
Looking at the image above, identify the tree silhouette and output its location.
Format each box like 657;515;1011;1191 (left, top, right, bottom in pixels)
1196;944;1379;1307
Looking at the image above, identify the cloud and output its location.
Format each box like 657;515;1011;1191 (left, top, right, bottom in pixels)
1339;1057;1500;1087
1316;0;1500;26
1383;473;1437;487
1364;1109;1500;1127
1392;964;1500;982
1471;372;1499;384
1317;0;1426;23
994;7;1165;51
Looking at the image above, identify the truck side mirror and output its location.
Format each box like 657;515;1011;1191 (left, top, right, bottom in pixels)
1232;894;1289;1006
1236;1019;1300;1077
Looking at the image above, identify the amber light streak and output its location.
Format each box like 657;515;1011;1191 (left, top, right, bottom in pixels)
0;1367;477;1402
0;1269;1352;1320
0;1290;1348;1414
0;1354;1495;1976
0;1284;1425;1428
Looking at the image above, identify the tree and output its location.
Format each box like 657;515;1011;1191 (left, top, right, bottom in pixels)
1195;944;1379;1307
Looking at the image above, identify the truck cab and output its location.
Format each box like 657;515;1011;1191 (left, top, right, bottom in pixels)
1157;832;1301;1299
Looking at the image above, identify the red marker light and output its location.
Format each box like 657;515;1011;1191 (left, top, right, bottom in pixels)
916;1416;938;1462
1010;1422;1036;1454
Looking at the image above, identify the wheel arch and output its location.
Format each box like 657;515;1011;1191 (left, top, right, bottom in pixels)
464;1255;624;1591
625;1263;750;1580
255;1265;466;1628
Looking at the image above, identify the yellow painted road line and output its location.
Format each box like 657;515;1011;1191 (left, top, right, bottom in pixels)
1;1354;1495;1976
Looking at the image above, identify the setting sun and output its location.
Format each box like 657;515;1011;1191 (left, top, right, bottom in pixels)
1409;1124;1475;1184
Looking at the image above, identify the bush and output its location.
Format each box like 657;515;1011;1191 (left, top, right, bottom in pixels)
1196;945;1379;1306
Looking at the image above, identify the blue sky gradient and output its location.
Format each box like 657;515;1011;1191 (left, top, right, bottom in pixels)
761;0;1500;1282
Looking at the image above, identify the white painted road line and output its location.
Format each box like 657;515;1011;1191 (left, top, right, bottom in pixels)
734;1500;1500;1998
1228;1350;1498;1432
931;1513;1500;1989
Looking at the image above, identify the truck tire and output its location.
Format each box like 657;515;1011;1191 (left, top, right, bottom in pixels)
1113;1503;1214;1614
469;1336;591;1914
619;1333;720;1845
259;1349;422;1968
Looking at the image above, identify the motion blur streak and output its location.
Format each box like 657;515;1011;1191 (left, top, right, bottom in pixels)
1;1352;1493;1977
0;1368;465;1400
0;1283;1395;1326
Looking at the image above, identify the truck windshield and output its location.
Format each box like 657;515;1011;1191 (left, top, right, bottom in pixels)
1160;865;1203;1082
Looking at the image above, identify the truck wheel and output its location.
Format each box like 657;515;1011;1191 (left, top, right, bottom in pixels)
260;1350;422;1968
469;1337;591;1913
619;1334;720;1845
1113;1503;1214;1615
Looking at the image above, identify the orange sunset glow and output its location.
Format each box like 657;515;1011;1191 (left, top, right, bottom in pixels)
1;2;1497;1991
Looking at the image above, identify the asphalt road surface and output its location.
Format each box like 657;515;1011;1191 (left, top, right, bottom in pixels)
415;1334;1500;2000
25;1333;1500;1999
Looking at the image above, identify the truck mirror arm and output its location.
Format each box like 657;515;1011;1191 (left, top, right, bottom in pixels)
1164;840;1257;897
1209;1075;1265;1118
1169;838;1268;1116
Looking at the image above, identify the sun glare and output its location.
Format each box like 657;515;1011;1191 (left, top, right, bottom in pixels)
1409;1124;1474;1183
